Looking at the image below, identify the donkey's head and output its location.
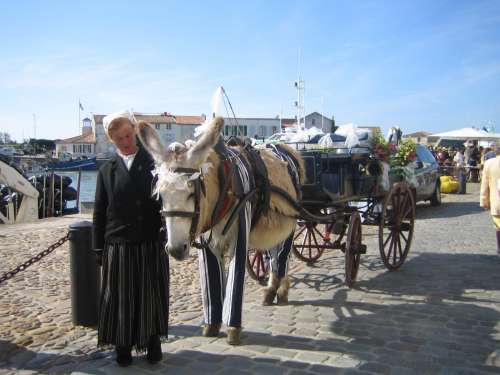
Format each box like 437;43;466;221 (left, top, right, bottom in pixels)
138;117;224;260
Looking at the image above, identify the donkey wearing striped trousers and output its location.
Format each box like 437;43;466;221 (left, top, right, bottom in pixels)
138;117;303;345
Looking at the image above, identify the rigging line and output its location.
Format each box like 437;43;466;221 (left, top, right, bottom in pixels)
221;87;239;127
221;95;235;136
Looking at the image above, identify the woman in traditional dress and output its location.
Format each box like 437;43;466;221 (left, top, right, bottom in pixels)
92;111;169;366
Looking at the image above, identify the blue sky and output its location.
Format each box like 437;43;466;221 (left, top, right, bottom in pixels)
1;0;499;141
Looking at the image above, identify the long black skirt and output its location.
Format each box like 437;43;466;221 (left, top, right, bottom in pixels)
97;240;169;351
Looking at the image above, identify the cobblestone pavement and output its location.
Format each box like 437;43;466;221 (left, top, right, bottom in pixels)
1;184;499;374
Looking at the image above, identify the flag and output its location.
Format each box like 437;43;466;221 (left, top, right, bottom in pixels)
79;101;84;111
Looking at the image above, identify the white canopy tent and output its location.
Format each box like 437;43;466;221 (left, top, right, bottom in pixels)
430;127;500;142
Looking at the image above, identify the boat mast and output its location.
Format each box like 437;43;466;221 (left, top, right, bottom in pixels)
32;113;37;139
294;47;305;131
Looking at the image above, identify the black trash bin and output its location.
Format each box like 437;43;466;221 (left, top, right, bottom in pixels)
68;221;100;327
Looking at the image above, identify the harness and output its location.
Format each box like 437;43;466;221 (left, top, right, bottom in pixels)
158;140;240;247
159;167;205;247
157;139;315;248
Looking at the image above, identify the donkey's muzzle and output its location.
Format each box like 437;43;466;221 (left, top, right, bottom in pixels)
167;243;189;261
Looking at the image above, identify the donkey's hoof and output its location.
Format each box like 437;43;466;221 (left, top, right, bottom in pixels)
202;323;221;337
262;291;276;306
226;327;241;345
276;294;288;305
276;278;290;306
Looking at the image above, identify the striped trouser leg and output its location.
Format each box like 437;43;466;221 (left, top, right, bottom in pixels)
222;202;251;328
268;231;294;278
198;246;225;325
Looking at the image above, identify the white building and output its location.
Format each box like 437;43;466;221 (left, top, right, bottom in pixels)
223;117;293;138
92;112;205;158
58;111;336;160
302;112;333;132
54;118;96;159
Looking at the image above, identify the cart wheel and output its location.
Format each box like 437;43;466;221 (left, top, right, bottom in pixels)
379;182;415;270
246;249;269;285
345;212;362;287
292;221;326;263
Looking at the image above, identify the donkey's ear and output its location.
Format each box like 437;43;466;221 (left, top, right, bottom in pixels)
188;117;224;165
137;121;168;164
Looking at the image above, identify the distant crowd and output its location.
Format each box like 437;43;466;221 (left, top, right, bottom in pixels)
427;142;498;181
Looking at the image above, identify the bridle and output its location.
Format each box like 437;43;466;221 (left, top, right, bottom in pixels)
159;167;206;247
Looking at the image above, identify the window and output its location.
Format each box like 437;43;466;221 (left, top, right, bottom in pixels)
259;126;265;137
155;124;161;130
240;126;247;136
224;125;247;136
416;145;437;165
312;118;316;126
166;123;172;130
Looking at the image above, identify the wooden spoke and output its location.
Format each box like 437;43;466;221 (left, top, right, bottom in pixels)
292;222;338;263
246;249;268;285
383;230;393;249
400;230;409;245
294;223;307;241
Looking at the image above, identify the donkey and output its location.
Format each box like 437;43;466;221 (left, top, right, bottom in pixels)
137;117;303;345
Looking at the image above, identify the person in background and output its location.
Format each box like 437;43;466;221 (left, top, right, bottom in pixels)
468;144;480;181
92;111;169;367
453;147;465;179
480;148;500;255
484;143;497;161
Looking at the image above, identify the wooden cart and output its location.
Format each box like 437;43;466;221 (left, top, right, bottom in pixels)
247;147;415;287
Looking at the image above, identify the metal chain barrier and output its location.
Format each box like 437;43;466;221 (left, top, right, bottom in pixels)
0;232;70;285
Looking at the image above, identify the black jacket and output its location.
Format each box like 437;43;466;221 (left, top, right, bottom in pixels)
92;146;162;249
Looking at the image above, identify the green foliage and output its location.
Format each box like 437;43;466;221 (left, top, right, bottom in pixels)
29;138;55;151
390;138;417;168
369;132;393;160
389;138;417;179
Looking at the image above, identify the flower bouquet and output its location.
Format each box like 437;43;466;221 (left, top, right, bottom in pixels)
389;138;417;182
369;133;394;161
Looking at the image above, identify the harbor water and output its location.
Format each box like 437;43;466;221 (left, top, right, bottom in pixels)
53;170;98;208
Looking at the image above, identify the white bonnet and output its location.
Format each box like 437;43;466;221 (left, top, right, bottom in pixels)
102;110;137;137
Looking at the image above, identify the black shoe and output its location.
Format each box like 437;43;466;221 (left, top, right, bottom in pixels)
146;335;162;364
116;346;132;367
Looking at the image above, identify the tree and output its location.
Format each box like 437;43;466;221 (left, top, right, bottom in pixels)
330;116;338;133
0;132;12;144
27;138;55;154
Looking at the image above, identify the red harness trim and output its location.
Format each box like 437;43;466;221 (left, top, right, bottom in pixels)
201;160;235;233
215;160;234;222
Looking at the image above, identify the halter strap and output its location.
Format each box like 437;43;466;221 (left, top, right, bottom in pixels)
159;167;202;245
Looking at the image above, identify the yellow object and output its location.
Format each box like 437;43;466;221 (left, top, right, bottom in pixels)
440;176;452;183
441;179;459;193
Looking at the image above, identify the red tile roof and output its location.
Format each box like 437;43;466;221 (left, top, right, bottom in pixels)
55;132;96;144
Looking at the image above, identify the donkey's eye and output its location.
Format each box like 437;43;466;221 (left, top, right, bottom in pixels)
187;181;194;188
